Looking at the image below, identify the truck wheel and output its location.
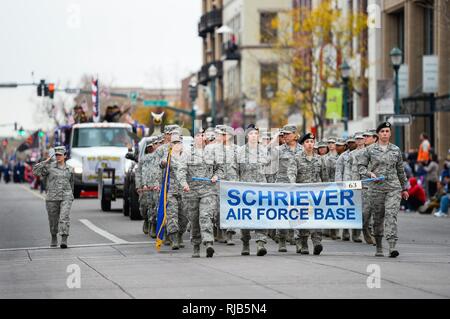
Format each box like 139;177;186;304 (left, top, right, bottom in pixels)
101;199;111;211
73;186;81;199
129;187;141;220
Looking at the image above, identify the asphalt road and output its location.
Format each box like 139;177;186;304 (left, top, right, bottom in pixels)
0;182;449;299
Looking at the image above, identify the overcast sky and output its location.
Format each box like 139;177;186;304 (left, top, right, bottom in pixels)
0;0;202;137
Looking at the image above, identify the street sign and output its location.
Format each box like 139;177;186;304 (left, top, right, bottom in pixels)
65;88;81;94
423;55;438;93
384;114;412;125
143;100;169;107
129;91;139;103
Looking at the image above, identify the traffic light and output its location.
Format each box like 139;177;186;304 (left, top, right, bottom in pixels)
37;79;45;97
44;84;49;97
18;127;25;136
38;130;45;137
48;83;55;99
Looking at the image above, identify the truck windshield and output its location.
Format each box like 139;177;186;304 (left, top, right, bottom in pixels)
72;127;132;148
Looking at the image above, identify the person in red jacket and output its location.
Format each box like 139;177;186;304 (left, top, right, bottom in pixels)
407;177;426;212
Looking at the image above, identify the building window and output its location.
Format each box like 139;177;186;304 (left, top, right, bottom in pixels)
395;10;405;60
260;63;278;99
260;12;278;44
424;5;434;55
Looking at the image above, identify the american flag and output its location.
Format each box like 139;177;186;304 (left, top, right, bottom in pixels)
92;78;100;122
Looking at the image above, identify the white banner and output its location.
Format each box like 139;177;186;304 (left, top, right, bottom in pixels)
82;155;124;184
220;181;363;229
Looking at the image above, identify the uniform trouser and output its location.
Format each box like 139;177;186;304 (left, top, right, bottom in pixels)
46;200;73;236
295;229;322;244
148;191;159;224
139;192;150;220
214;192;236;235
166;192;189;236
185;188;215;245
370;188;401;242
362;188;372;233
241;229;267;244
277;229;295;241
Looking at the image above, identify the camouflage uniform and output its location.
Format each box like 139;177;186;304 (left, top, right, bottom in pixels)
335;149;353;240
275;142;303;242
33;159;74;237
324;151;340;239
357;143;408;243
176;145;221;246
237;144;269;245
287;151;328;246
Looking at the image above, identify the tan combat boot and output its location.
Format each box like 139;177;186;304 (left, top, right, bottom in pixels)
375;236;384;257
226;232;235;246
150;223;157;238
256;241;267;256
362;229;375;245
241;241;250;255
192;245;200;258
278;238;287;253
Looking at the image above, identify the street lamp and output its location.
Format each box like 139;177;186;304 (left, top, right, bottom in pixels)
208;64;218;127
265;85;274;129
189;77;198;137
340;61;351;133
390;47;403;147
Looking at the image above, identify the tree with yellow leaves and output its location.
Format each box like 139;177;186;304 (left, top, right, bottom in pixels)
263;0;368;136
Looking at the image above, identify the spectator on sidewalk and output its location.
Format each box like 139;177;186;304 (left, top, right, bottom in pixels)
406;177;426;212
434;176;449;217
417;133;431;163
422;154;439;198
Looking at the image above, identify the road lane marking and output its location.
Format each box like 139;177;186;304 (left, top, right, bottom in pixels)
0;241;153;252
79;219;128;244
19;185;46;200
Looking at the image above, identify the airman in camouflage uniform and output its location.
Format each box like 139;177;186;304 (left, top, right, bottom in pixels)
159;133;189;250
210;125;239;245
33;146;74;249
323;137;341;240
357;122;408;257
236;125;270;256
287;133;328;255
351;130;378;245
176;129;219;258
138;136;161;237
275;125;303;252
335;136;357;241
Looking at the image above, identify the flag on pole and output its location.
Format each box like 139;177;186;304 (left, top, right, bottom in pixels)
155;147;173;251
92;78;100;122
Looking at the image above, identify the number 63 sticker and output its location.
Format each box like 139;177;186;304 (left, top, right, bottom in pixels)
343;181;362;190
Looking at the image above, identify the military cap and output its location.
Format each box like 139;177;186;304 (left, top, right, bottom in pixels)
145;136;158;147
214;124;226;134
54;146;66;155
261;131;272;140
216;125;235;136
376;121;392;133
326;137;337;143
281;124;297;134
164;124;180;134
336;138;346;146
299;132;315;145
194;128;205;136
346;136;356;143
354;131;365;139
318;140;328;148
363;129;377;137
171;134;182;143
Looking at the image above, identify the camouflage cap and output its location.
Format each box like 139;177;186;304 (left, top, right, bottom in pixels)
354;131;365;139
326;137;337;143
346;136;356;143
164;124;181;134
54;146;66;155
145;136;158;147
336;138;346;146
170;134;182;143
363;129;377;137
216;125;235;136
281;124;297;134
318;140;328;148
261;131;272;140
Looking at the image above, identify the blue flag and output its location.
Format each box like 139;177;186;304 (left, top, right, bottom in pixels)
155;147;172;251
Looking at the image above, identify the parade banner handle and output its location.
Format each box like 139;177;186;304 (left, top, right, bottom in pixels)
192;176;385;183
192;177;220;182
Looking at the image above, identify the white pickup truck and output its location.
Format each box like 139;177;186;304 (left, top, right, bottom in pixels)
66;122;134;211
